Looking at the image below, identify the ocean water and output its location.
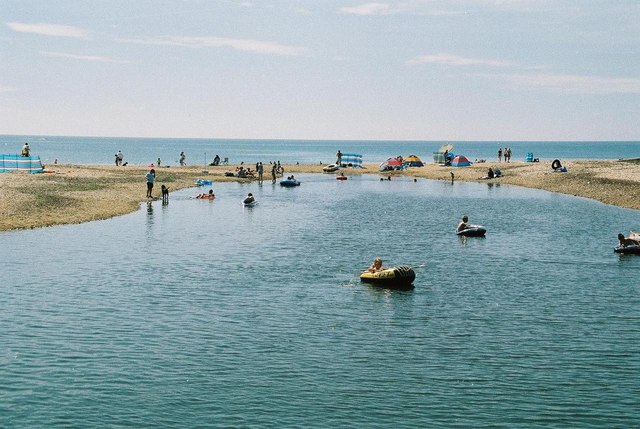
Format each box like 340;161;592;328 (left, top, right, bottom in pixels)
1;174;639;427
1;135;639;166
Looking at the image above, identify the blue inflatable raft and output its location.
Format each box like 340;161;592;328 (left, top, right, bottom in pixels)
280;179;301;187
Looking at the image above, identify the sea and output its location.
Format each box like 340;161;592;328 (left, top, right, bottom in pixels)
1;136;640;428
1;135;639;166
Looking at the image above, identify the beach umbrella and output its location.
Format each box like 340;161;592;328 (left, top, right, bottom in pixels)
403;154;424;167
451;155;471;167
438;144;454;153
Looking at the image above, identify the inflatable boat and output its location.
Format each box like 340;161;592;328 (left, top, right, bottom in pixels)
360;265;416;288
323;164;339;173
243;198;258;207
456;225;487;237
280;179;300;187
336;175;347;180
614;245;640;255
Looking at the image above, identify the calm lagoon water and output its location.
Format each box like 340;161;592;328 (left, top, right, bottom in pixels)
2;175;639;427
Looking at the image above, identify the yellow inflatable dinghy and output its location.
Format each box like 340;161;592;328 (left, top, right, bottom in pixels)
360;265;416;288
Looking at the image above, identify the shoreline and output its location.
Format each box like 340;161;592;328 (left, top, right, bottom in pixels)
1;160;638;231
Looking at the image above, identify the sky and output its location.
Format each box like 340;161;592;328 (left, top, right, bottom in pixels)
1;0;639;141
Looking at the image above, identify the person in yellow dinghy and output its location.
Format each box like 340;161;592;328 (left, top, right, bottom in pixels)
368;258;387;273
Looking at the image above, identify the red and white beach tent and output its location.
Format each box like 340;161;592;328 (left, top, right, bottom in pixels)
451;155;471;167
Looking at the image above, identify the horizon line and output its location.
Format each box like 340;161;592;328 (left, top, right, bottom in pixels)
1;133;638;143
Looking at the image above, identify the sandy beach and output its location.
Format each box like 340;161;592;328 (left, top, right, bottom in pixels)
0;159;638;231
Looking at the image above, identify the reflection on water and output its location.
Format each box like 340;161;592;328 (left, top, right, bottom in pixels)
1;174;639;428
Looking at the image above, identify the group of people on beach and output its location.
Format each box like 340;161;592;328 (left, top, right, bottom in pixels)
498;147;512;162
114;150;124;166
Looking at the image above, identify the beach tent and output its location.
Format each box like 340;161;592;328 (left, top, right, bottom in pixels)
339;153;363;168
0;155;44;173
379;157;404;171
451;155;471;167
403;154;424;167
433;144;454;165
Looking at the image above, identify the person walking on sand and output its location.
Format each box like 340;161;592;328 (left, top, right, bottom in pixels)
498;148;502;162
179;151;186;166
336;150;342;166
146;168;156;198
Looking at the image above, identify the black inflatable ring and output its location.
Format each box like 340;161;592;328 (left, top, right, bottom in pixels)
551;159;562;170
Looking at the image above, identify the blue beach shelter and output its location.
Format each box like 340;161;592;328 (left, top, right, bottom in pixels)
339;153;363;168
0;155;44;173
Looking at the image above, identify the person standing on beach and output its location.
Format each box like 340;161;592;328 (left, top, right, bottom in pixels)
257;162;264;184
498;148;502;162
22;143;30;157
146;169;156;198
179;151;186;166
271;164;277;184
336;150;342;166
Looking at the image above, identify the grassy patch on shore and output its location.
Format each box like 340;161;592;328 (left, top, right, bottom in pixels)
31;193;76;209
18;177;107;193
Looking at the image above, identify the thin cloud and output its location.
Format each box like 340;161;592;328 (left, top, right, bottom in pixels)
120;36;308;56
409;53;516;67
338;1;556;16
41;51;130;64
339;3;393;15
0;85;18;93
6;22;89;38
503;73;640;94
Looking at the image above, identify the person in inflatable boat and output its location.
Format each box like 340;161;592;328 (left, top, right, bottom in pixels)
618;233;640;247
457;215;469;232
368;258;386;273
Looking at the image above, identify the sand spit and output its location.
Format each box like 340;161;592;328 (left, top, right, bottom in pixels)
0;160;638;231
